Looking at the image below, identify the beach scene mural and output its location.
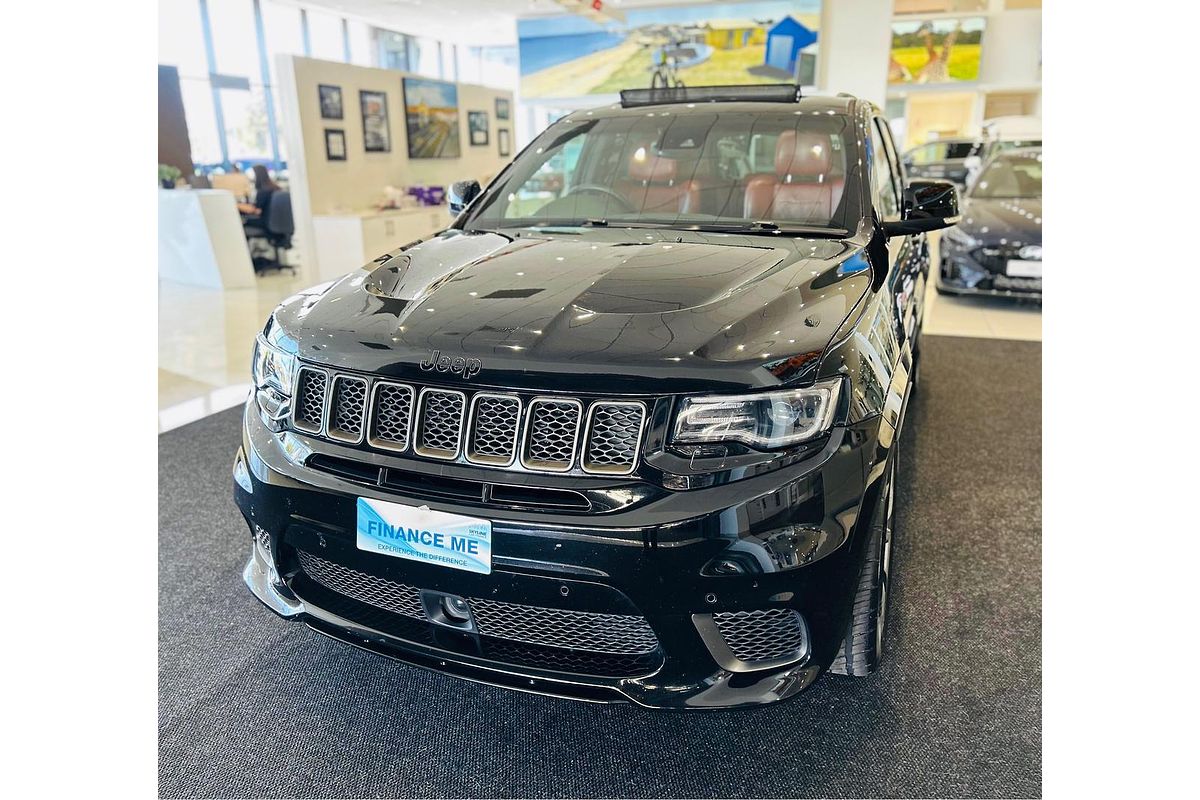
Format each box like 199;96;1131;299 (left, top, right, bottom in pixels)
518;1;821;99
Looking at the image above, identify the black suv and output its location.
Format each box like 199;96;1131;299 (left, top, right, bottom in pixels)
235;86;960;709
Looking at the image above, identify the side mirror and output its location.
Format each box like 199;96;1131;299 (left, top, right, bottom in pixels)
448;179;482;217
883;179;961;237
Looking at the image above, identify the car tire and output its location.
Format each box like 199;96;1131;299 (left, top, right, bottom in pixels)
828;454;895;677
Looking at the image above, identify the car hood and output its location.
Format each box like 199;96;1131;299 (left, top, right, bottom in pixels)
959;197;1042;245
272;227;872;394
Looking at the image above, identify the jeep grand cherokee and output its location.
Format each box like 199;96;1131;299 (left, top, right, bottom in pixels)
234;86;960;709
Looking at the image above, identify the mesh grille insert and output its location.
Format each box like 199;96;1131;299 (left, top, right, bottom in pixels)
368;382;415;451
470;597;659;655
415;389;465;459
297;550;426;621
583;402;645;475
293;367;327;433
467;394;521;465
712;608;807;664
522;399;581;472
327;375;368;442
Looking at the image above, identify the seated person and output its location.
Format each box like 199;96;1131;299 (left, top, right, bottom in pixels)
241;165;279;235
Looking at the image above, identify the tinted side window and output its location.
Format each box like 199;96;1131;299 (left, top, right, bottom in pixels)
869;119;900;220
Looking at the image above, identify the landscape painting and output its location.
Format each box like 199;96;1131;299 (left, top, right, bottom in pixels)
402;77;461;159
889;17;986;84
518;0;821;99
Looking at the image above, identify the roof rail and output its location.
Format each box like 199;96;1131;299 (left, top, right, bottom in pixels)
619;84;802;108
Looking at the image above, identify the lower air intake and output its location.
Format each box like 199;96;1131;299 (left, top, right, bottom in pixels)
712;608;808;665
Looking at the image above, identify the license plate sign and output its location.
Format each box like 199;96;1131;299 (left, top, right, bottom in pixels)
1006;259;1042;278
356;497;491;574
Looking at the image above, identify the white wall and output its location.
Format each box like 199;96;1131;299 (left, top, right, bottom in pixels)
978;9;1041;88
816;0;894;106
285;56;514;214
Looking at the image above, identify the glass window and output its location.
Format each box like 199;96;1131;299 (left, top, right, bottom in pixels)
377;29;411;71
413;37;441;77
261;0;305;85
347;19;373;66
220;87;273;163
969;152;1042;199
869;119;900;219
158;0;208;79
206;0;258;78
477;46;518;91
178;78;223;166
467;111;857;232
306;8;344;62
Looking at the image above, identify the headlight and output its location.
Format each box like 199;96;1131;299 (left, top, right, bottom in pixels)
252;335;297;396
252;335;297;428
672;379;841;450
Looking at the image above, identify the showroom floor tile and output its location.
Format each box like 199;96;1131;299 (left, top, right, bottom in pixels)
158;271;307;431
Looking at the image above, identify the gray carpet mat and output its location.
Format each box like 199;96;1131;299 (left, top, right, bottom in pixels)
159;334;1042;799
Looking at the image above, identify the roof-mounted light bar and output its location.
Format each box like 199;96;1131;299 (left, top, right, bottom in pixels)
619;84;802;109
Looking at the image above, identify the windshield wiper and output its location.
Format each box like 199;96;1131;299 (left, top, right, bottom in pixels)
581;218;608;227
671;221;849;238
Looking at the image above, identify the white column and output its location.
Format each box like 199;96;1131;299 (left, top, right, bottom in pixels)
816;0;893;107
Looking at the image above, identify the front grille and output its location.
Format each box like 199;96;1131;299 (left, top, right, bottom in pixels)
368;382;414;451
466;393;521;466
583;402;646;475
522;399;582;472
291;365;645;475
296;549;660;661
712;609;807;664
415;388;465;459
293;367;327;433
327;375;368;442
469;598;659;655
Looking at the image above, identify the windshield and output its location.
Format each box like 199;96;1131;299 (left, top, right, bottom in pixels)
464;110;860;234
970;152;1042;199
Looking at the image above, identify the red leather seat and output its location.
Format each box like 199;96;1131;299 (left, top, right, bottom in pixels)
615;151;701;215
744;130;844;222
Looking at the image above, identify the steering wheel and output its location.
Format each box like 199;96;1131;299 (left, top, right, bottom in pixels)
563;184;636;213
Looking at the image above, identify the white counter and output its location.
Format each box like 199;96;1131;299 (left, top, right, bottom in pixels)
311;205;449;282
158;189;256;289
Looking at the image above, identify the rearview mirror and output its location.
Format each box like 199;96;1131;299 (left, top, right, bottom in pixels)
883;179;961;237
448;179;482;217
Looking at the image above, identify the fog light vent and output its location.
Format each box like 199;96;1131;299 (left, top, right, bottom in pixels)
254;524;271;556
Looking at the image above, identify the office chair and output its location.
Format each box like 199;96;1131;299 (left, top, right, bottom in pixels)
246;191;295;275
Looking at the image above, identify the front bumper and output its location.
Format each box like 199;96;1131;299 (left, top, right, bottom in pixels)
235;400;887;709
938;249;1042;300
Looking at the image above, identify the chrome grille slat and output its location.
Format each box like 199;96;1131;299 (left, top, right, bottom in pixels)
712;609;807;664
521;398;582;472
582;402;646;475
466;393;521;466
368;381;415;451
415;388;466;459
293;367;328;434
326;375;368;443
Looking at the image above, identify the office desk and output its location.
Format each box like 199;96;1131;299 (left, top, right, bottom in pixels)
311;205;448;282
158;189;256;289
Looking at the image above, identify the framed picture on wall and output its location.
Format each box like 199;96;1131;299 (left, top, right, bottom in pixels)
402;77;462;158
498;128;511;157
360;90;391;152
467;111;489;146
495;97;510;120
324;129;346;161
318;84;343;119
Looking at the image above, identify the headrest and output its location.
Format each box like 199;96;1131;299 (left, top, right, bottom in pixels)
776;130;833;178
628;150;677;183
